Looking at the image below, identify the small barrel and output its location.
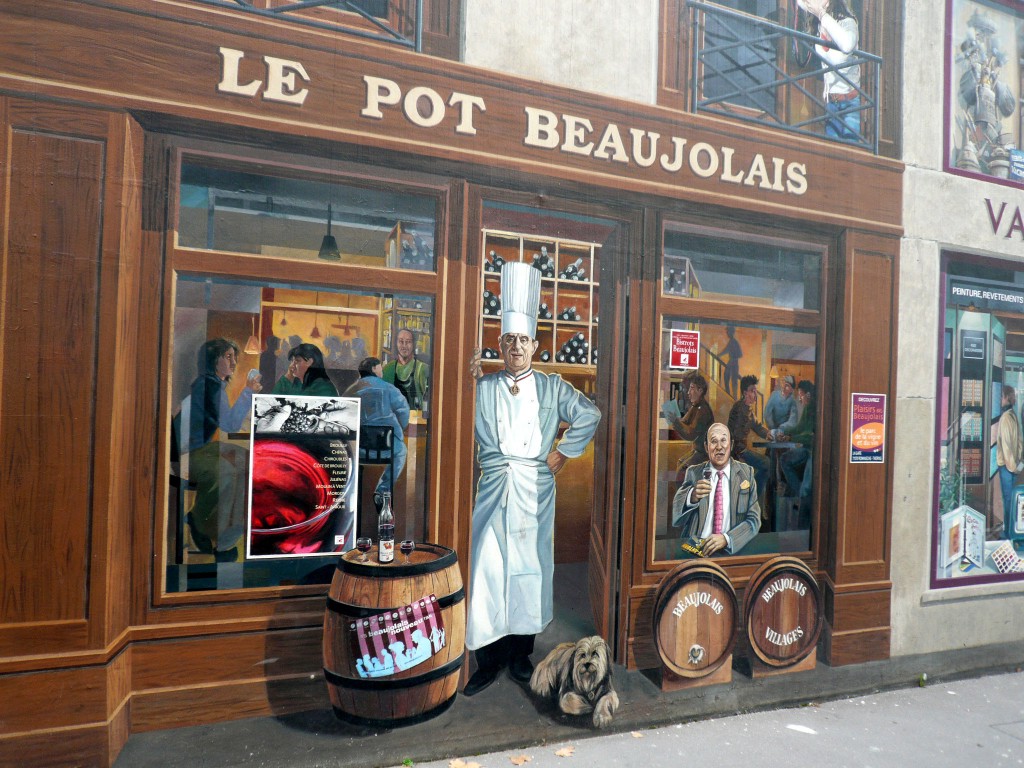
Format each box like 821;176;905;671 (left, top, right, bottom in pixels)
323;543;465;727
743;556;822;669
652;560;738;678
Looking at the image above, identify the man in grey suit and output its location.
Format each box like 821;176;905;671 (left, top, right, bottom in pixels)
671;422;761;556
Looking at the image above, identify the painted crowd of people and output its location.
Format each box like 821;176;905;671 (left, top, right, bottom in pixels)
179;327;430;559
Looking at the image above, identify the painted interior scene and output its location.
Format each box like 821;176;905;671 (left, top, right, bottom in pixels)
166;157;437;592
654;229;821;560
936;257;1024;583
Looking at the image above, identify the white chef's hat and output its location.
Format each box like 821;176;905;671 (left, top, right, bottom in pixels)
500;261;541;338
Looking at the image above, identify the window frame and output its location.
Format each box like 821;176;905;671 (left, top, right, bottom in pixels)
931;250;1024;589
152;138;451;606
641;213;832;576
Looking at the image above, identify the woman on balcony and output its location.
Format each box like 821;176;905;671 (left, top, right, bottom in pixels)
798;0;861;141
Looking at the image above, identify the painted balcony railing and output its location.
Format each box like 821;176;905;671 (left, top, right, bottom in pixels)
687;0;882;153
195;0;424;50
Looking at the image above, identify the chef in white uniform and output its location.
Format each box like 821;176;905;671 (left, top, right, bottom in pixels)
464;261;601;696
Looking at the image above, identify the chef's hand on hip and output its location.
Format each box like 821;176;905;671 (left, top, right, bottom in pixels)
546;450;567;475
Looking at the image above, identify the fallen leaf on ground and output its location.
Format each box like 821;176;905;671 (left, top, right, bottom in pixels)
510;757;532;765
630;731;644;738
450;760;482;768
554;747;575;758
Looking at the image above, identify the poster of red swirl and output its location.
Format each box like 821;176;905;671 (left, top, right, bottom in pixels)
246;394;360;558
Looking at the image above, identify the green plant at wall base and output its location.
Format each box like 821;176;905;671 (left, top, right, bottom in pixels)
938;460;963;514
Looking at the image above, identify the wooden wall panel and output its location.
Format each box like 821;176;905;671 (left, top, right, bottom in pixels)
100;115;145;647
0;97;141;766
422;0;461;60
0;663;109;735
831;236;896;580
820;231;898;665
131;627;321;692
0;651;130;767
0;127;104;627
130;627;325;730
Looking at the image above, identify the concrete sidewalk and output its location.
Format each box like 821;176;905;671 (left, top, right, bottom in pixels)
394;671;1024;768
115;641;1024;768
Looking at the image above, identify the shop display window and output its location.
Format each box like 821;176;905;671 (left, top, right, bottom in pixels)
934;256;1024;585
162;150;443;594
178;162;437;271
653;318;818;561
164;275;435;593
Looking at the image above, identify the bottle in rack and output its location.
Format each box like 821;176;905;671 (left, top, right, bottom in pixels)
559;258;584;280
378;492;395;564
485;250;507;273
483;290;501;316
556;333;590;365
558;305;580;322
539;350;551;363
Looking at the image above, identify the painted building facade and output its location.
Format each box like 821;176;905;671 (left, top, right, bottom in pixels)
0;0;916;764
893;0;1024;652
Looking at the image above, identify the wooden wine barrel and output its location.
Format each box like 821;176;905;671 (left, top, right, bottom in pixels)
743;556;822;669
652;560;738;678
323;543;465;727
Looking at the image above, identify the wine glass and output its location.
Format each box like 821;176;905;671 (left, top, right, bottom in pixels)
400;540;415;564
356;537;373;563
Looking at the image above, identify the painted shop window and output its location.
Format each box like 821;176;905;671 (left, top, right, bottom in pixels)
653;225;823;563
934;256;1024;586
946;0;1024;185
178;162;438;271
165;274;434;593
654;319;818;561
661;228;821;310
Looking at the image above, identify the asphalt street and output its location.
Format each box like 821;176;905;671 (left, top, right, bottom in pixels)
387;671;1024;768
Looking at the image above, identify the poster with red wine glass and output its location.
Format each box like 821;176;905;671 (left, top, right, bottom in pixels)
246;395;360;558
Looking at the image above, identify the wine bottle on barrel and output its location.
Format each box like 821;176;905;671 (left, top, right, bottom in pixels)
378;492;395;564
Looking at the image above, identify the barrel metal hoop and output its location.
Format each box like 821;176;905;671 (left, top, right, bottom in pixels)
326;586;465;618
323;653;464;690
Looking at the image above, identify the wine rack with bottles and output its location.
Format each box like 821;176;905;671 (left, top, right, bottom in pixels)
479;229;600;372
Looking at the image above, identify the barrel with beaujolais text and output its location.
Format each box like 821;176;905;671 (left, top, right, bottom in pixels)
652;560;738;678
743;556;822;668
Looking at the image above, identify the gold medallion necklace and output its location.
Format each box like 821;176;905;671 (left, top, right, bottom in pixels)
505;369;533;396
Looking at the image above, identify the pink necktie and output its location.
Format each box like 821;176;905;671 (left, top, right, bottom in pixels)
713;470;725;535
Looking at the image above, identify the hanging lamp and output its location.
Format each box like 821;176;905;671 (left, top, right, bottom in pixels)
244;315;261;355
317;203;341;261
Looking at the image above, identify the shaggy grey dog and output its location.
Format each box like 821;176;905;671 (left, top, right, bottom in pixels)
529;635;619;728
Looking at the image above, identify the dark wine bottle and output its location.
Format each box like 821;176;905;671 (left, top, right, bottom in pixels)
378;492;395;564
